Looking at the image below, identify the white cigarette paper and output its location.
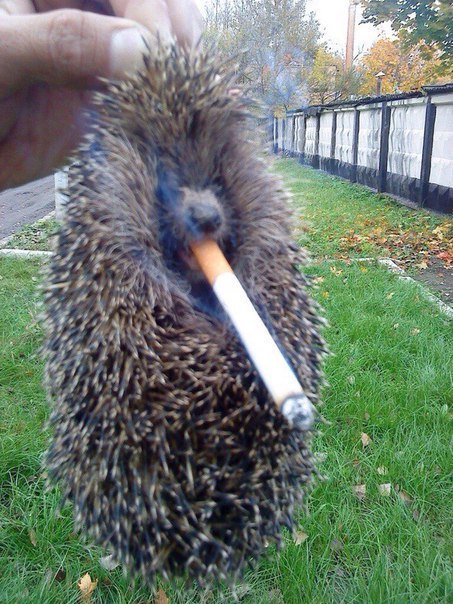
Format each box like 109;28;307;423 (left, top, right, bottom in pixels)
190;240;315;431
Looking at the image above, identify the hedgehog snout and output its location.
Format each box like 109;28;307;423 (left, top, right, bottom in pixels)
181;188;225;242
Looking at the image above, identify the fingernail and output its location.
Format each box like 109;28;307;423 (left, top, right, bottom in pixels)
109;27;151;79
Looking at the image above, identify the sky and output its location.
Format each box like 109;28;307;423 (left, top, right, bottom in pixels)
195;0;393;59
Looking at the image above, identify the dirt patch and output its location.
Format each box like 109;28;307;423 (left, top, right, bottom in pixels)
410;257;453;305
0;176;54;239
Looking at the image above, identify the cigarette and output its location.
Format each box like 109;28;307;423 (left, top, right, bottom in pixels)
190;239;315;431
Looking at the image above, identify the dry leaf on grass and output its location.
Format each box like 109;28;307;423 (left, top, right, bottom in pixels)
28;529;37;547
361;432;372;448
156;588;170;604
78;573;98;603
294;530;308;545
397;488;413;507
386;291;395;299
378;483;392;497
377;466;388;475
364;412;370;421
410;328;421;336
330;266;343;276
352;484;366;500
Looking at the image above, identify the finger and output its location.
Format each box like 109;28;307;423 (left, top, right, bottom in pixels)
166;0;203;47
33;0;114;15
109;0;173;44
0;0;36;15
0;87;91;189
0;11;153;95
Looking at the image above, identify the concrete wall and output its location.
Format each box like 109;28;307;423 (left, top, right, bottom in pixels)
277;87;453;213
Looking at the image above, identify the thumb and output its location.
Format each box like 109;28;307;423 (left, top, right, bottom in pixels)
0;10;153;95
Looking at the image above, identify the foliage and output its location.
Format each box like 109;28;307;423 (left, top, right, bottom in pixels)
358;37;451;95
204;0;322;110
306;47;343;104
360;0;453;68
306;47;365;104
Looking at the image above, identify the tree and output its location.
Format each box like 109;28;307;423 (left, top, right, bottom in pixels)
204;0;322;110
358;37;450;96
360;0;453;68
306;48;343;104
306;47;364;104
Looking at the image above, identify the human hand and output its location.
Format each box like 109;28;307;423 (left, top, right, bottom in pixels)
0;0;203;191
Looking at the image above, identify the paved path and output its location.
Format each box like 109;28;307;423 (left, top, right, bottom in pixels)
0;176;54;239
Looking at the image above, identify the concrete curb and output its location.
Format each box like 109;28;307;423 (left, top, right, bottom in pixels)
376;257;452;319
314;256;452;319
0;249;52;258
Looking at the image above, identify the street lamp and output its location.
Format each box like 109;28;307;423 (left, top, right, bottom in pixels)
375;71;385;96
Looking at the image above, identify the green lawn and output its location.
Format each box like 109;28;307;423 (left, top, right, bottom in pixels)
0;161;451;602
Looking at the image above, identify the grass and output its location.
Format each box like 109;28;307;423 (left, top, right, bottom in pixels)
276;160;452;270
0;160;452;602
1;218;58;251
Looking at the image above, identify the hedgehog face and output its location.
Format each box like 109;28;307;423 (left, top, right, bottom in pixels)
154;160;235;315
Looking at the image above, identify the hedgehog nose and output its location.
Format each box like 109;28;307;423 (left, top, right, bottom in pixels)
186;203;223;237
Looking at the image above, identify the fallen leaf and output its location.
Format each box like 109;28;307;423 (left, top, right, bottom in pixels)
330;266;343;276
386;292;395;299
54;568;66;582
312;276;325;284
156;588;170;604
378;483;391;497
410;328;421;336
416;260;428;269
28;529;37;547
99;554;120;571
78;573;98;603
364;412;370;421
412;509;420;522
322;291;330;299
347;375;355;385
294;530;308;545
352;484;366;500
361;432;372;448
359;266;368;273
397;489;413;507
393;323;400;329
377;466;388;475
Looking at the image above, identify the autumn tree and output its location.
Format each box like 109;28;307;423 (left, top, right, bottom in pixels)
204;0;322;110
360;0;453;69
358;37;450;96
306;47;364;104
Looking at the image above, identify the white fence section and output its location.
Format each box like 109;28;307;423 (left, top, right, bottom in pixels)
273;84;453;214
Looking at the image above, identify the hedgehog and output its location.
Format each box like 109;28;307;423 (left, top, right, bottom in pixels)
43;44;326;585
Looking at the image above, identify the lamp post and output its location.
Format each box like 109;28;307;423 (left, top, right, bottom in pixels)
375;71;385;96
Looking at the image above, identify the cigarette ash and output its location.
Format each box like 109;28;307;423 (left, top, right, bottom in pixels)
42;44;327;586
